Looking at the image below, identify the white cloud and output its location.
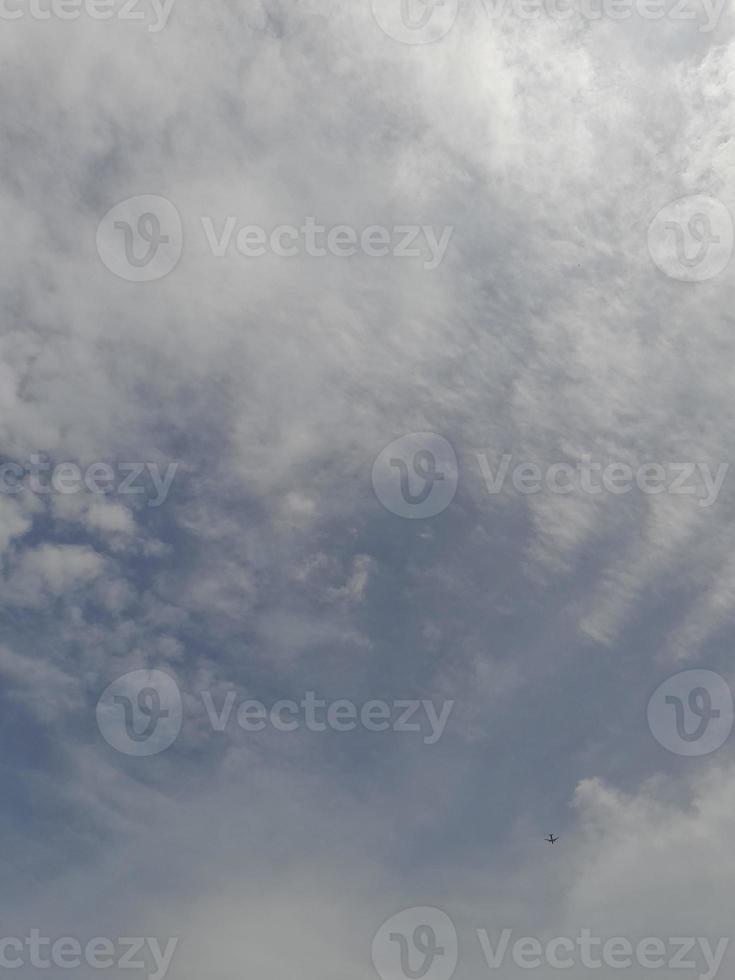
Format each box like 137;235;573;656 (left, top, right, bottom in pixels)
4;543;106;605
0;496;32;554
2;0;735;965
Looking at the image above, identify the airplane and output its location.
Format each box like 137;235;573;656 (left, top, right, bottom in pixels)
545;834;559;844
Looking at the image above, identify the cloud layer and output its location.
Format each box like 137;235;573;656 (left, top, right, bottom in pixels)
2;0;735;976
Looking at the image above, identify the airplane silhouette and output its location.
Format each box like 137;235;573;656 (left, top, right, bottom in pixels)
545;834;559;844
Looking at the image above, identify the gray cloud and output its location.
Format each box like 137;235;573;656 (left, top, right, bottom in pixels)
2;0;735;976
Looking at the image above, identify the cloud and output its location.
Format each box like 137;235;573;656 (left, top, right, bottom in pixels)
4;544;106;605
0;496;32;554
2;0;735;972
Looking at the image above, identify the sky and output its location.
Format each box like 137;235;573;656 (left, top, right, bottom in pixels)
2;0;735;977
